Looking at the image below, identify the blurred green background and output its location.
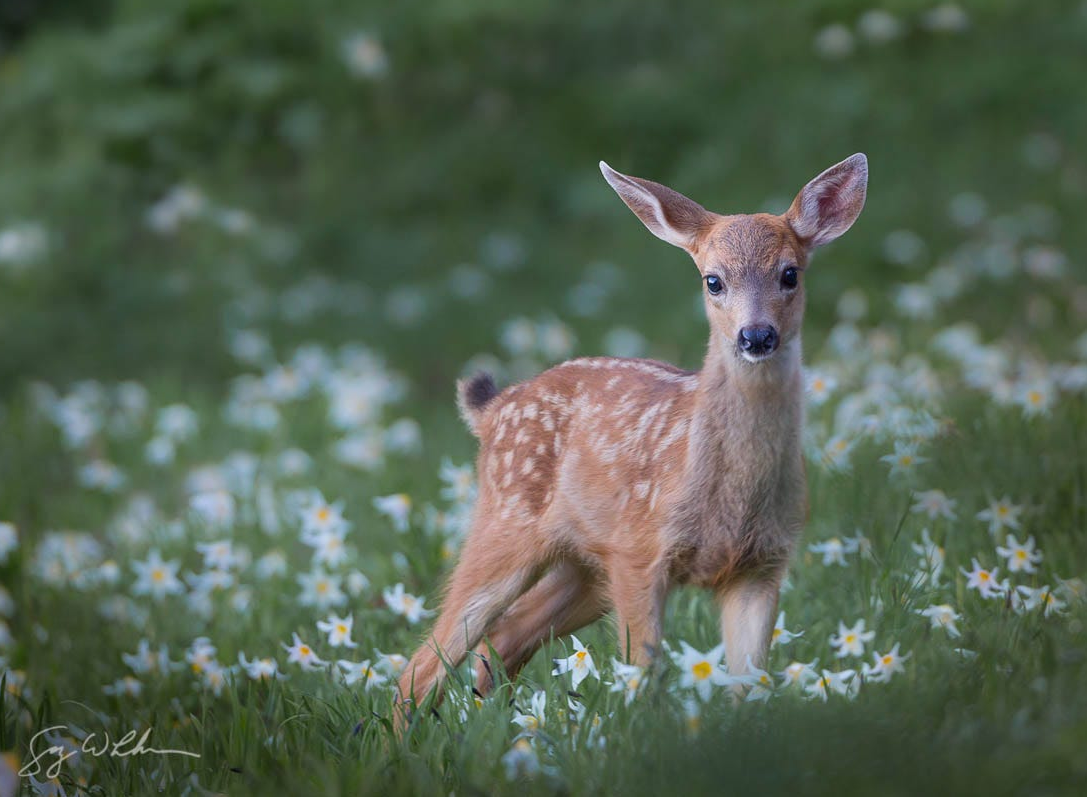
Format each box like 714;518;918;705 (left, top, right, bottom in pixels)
1;0;1084;400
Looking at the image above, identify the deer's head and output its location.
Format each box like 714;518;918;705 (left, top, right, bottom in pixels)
601;154;868;364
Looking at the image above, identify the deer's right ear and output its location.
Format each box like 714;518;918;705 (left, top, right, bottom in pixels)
600;161;712;252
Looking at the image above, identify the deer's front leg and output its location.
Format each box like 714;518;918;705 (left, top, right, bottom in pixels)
717;570;783;678
608;555;669;666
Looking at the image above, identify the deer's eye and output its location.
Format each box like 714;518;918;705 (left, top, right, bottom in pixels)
705;275;724;295
781;267;799;289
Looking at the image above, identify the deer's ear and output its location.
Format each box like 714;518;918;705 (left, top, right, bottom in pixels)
600;161;713;252
786;153;868;249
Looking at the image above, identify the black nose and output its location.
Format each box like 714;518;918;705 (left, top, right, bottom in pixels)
738;325;779;356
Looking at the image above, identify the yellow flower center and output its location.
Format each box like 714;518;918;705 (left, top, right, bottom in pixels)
882;655;894;666
979;571;990;582
1028;390;1042;405
299;645;311;656
1015;550;1027;560
317;582;328;593
317;508;330;521
692;661;712;680
575;650;587;662
151;568;165;582
997;506;1009;516
900;455;914;466
845;634;856;644
336;624;347;634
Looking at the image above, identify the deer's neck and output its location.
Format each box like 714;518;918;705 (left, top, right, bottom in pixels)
691;335;804;465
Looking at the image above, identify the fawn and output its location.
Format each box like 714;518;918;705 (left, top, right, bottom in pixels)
396;154;868;712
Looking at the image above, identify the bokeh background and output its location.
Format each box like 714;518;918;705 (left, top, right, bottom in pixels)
2;1;1087;794
2;0;1084;399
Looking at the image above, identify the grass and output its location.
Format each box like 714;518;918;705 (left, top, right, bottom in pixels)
1;0;1087;794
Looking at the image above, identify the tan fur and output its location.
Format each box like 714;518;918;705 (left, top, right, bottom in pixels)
395;154;868;716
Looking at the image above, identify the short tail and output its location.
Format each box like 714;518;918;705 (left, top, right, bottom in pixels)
456;372;500;436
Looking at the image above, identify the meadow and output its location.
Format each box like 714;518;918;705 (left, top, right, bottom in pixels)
1;0;1086;794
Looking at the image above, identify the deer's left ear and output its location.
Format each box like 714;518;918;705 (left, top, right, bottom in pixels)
600;161;713;253
785;153;868;249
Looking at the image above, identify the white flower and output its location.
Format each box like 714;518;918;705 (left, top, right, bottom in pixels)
911;489;957;520
1014;380;1054;417
385;418;422;454
917;604;962;637
857;9;903;44
910;528;945;586
145;436;176;465
439;459;476;504
382;583;432;624
861;643;911;683
305;529;351;569
1055;577;1085;603
880;441;928;478
195;540;241;572
297;569;347;609
779;659;820;687
186;636;217;674
316;614;358;648
341;31;389;79
255;550;288;580
338;659;388;690
346;570;371;596
960;558;1007;599
156;403;199;441
609;660;645;706
976;496;1022;537
189;490;236;530
805;370;838;406
808;537;851;566
511;689;547;734
501;738;540;780
829;619;876;658
771;611;803;647
671;641;731;702
238;652;285;681
995;534;1043;574
744;659;777;702
121;639;172;675
921;4;970;34
374;650;408;677
283;632;326;671
805;669;858;701
551;634;600;690
131;549;185;599
821;435;856;470
332;432;385;471
103;676;143;698
813;23;854;59
373;494;412;532
1016;585;1067;618
299;494;350;541
77;460;127;492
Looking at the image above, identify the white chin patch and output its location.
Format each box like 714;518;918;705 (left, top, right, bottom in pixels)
739;349;774;364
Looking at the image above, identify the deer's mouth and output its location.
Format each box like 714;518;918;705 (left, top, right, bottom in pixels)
738;348;777;364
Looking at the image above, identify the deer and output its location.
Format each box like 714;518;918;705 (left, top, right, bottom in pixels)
395;154;868;717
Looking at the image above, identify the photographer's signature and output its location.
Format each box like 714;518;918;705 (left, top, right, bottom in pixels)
19;724;200;779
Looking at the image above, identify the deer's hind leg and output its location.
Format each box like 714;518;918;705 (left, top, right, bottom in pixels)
473;559;607;693
397;517;547;709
